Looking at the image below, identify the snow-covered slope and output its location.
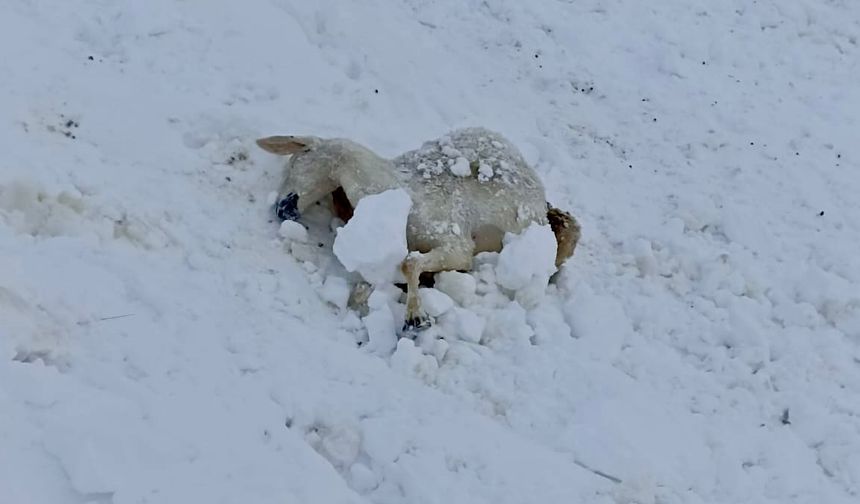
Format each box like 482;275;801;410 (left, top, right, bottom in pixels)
2;1;859;503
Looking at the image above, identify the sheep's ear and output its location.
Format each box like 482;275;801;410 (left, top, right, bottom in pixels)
255;136;316;155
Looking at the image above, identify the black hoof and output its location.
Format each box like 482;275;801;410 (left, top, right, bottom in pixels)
275;193;300;221
402;315;433;333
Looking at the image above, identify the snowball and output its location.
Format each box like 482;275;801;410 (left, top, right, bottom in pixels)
318;275;350;310
333;189;412;285
496;223;557;291
418;288;455;317
434;271;477;306
279;220;308;242
449;157;471;177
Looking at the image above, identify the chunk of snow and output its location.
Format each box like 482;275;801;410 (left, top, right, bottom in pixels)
434;271;477;306
333;189;412;285
449;157;471;177
279;220;308;243
418;288;455;317
496;223;557;291
452;307;486;344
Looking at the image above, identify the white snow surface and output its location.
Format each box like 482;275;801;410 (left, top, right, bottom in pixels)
2;1;860;504
333;188;412;285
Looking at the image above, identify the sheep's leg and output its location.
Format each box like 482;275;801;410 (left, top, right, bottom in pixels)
401;241;474;332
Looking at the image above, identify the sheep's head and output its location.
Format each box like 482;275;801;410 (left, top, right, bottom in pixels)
256;135;337;221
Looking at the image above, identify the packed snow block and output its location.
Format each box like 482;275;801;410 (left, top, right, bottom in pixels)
496;223;557;291
434;271;477;306
333;189;412;285
417;288;455;317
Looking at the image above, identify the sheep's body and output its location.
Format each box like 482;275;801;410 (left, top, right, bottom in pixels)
393;128;548;255
257;128;579;330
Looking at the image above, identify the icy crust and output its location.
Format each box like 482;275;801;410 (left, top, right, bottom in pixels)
394;127;531;185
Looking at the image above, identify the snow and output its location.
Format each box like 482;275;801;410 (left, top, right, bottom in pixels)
278;220;309;243
3;0;860;503
434;270;477;306
448;156;471;177
319;275;351;310
448;307;486;344
417;288;455;317
332;188;412;285
496;223;558;291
